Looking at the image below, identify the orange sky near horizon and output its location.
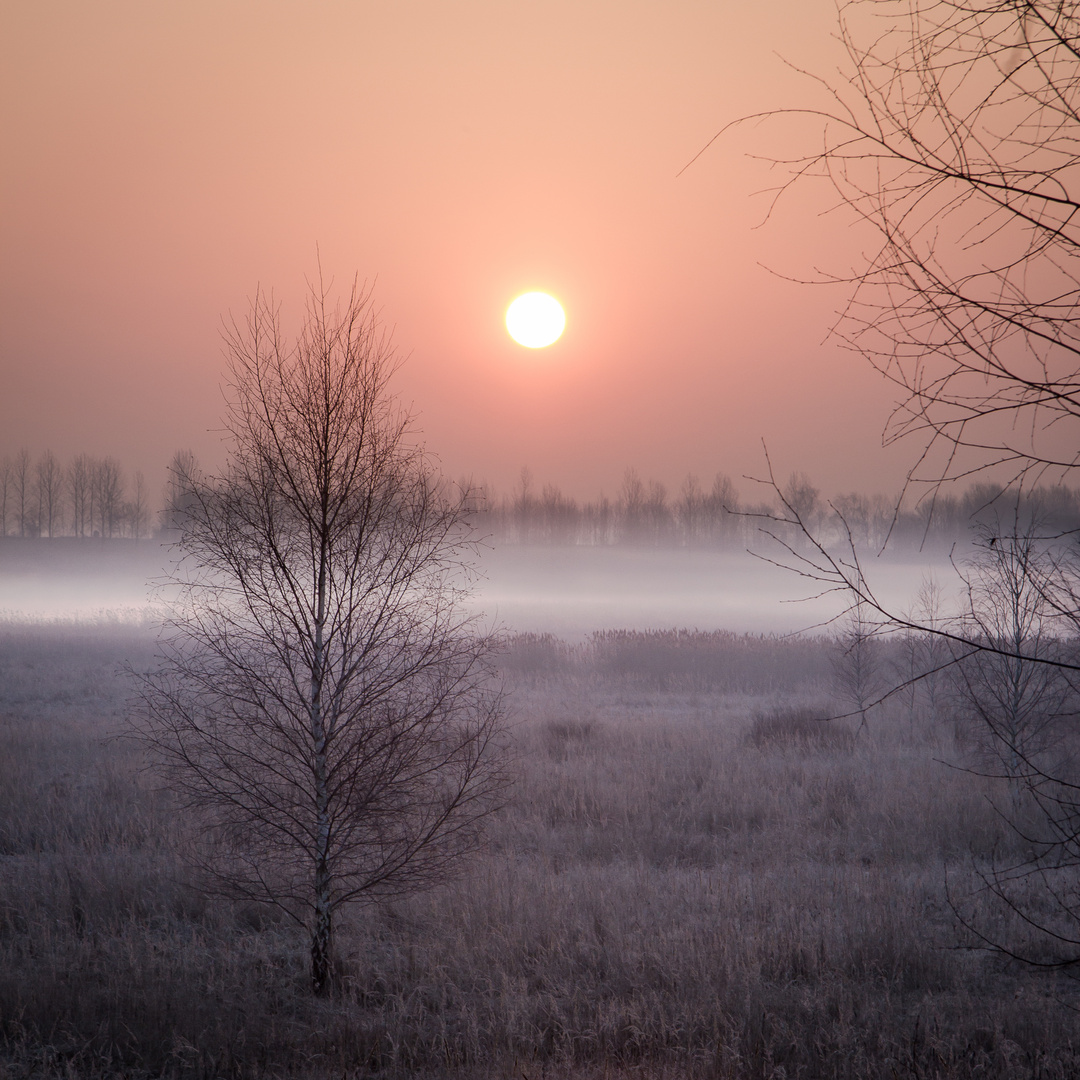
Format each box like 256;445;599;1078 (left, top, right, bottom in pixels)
1;1;909;502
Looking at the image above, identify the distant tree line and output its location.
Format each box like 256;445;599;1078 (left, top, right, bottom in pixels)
5;447;1079;552
0;449;152;539
470;468;1080;553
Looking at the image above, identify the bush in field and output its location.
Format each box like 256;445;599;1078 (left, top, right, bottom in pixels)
745;704;856;752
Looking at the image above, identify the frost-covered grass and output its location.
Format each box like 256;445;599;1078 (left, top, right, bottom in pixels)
0;622;1077;1079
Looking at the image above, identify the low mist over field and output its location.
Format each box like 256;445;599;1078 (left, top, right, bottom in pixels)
0;539;172;621
475;543;953;637
0;535;954;636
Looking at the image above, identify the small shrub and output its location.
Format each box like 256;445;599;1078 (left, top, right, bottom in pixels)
544;717;596;742
745;704;856;751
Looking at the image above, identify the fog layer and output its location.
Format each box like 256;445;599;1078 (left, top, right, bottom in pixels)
0;539;951;635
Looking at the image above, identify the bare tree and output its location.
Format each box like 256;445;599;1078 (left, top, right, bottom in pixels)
951;516;1078;804
709;0;1080;966
833;491;894;552
892;576;951;733
619;467;646;542
94;457;124;538
35;451;62;538
944;515;1080;965
68;453;91;537
677;474;704;546
784;472;820;531
832;598;885;736
914;576;951;721
12;448;32;537
87;456;102;537
513;466;535;543
707;472;740;545
539;482;580;544
0;457;10;537
129;469;150;539
713;0;1080;674
644;478;671;545
134;277;508;995
162;449;199;535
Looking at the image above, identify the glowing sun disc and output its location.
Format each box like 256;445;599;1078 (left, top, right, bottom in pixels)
506;292;565;348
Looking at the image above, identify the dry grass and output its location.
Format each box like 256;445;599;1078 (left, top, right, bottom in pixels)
0;623;1078;1078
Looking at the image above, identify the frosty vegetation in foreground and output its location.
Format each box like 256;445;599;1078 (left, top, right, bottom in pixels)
6;622;1080;1078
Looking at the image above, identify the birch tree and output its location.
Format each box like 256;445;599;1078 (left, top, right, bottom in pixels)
135;278;507;994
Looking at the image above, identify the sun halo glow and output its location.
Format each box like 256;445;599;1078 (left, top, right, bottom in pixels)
506;292;565;348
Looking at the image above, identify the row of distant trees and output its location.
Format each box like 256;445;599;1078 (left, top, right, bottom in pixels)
5;446;1079;552
0;449;152;539
475;467;1080;552
476;468;751;547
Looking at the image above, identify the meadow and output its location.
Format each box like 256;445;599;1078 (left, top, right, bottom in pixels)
1;619;1079;1079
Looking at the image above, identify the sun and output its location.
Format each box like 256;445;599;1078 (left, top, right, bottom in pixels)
506;292;565;348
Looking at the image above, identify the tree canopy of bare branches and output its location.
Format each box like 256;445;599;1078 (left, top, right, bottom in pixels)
713;0;1080;664
724;0;1080;973
134;278;508;995
760;0;1080;496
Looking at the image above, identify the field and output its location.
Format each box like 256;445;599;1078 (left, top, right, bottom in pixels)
2;619;1079;1079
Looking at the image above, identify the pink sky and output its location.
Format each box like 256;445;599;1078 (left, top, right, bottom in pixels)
1;1;910;501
